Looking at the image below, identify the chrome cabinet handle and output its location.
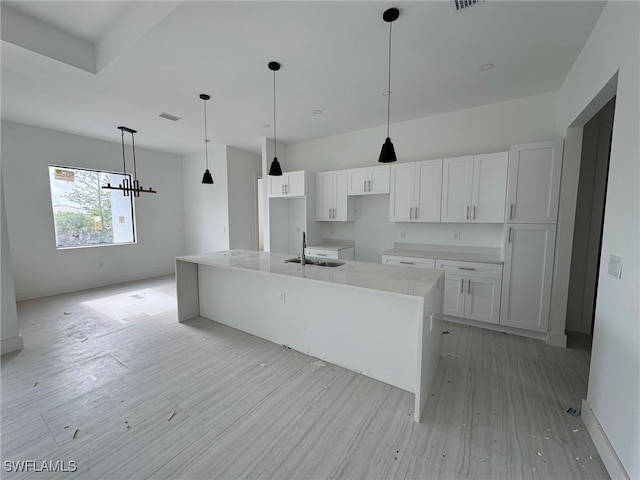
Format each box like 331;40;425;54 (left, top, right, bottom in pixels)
510;203;514;220
400;261;415;265
368;180;371;192
508;227;513;243
409;207;413;219
466;206;470;220
415;207;419;219
467;279;471;294
317;253;328;257
282;185;284;194
363;180;367;192
332;208;336;218
458;267;476;271
460;279;464;293
473;206;476;220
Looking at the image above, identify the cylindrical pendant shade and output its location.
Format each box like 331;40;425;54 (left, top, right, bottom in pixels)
268;157;283;176
202;169;214;184
378;137;397;163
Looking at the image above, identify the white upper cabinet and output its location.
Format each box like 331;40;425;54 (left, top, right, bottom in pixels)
268;170;306;198
389;159;442;223
347;165;390;195
472;152;509;222
316;170;354;221
441;156;474;222
441;152;508;223
506;140;563;223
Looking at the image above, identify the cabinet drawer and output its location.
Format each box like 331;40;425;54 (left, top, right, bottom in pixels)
435;260;502;279
305;248;339;259
382;255;435;269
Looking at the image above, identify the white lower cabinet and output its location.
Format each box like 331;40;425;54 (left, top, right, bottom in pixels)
436;260;502;325
306;247;354;260
381;255;435;269
500;224;556;332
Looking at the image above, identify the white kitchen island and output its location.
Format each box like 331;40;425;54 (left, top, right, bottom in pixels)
175;250;444;422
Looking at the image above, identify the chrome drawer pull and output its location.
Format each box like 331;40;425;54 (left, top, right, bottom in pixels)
458;267;476;271
400;261;415;265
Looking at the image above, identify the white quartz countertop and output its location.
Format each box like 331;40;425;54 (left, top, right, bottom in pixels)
383;243;503;264
177;250;442;299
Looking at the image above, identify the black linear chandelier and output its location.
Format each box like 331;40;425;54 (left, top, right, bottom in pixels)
103;126;156;196
200;93;214;184
379;7;400;163
268;61;283;176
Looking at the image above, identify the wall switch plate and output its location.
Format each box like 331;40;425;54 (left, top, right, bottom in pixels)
608;254;623;279
453;231;460;240
279;291;286;303
400;230;406;239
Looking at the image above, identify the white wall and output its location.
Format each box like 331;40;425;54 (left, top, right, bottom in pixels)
1;122;186;301
226;147;261;250
1;172;23;353
555;2;639;478
285;92;557;262
182;143;229;254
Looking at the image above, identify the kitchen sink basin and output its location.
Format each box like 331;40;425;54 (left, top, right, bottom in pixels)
285;257;345;268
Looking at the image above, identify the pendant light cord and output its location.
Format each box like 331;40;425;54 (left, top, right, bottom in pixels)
121;129;127;175
386;20;392;138
203;99;209;170
273;69;277;158
131;130;137;181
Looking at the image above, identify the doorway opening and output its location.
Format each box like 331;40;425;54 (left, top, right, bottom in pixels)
565;96;616;350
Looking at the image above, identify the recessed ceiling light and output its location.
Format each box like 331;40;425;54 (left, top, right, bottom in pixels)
313;109;322;115
263;123;270;128
480;63;494;71
382;90;392;96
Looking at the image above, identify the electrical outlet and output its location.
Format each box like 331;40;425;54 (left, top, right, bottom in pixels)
400;230;406;239
608;254;623;279
279;291;286;303
453;231;460;240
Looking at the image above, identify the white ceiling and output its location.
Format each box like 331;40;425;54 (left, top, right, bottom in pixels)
1;1;605;156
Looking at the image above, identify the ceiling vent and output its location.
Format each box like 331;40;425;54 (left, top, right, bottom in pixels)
159;112;181;122
452;0;483;13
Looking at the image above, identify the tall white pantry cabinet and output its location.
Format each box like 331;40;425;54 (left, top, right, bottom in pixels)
500;140;564;333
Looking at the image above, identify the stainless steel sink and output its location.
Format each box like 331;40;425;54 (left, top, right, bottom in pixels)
285;257;345;268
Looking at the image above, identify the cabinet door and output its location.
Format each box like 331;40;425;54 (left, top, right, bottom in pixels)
347;167;368;195
441;156;473;222
414;159;442;222
506;140;563;223
389;163;415;222
501;224;556;332
333;170;352;221
268;176;287;197
472;152;508;223
369;165;390;194
285;171;305;197
442;273;465;318
316;172;333;221
465;276;501;324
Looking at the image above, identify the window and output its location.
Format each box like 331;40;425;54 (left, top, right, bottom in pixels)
48;166;136;248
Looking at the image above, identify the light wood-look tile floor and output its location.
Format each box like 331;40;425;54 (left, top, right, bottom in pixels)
1;276;609;479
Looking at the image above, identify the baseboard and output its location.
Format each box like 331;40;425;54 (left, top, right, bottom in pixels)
15;269;175;302
582;398;630;479
443;315;547;341
545;331;567;348
1;333;23;354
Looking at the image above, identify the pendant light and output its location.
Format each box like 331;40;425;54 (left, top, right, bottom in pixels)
103;126;157;196
268;61;283;176
200;93;214;184
379;7;399;163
